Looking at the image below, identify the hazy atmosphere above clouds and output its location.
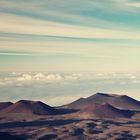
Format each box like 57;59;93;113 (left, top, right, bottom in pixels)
0;0;140;104
0;0;140;72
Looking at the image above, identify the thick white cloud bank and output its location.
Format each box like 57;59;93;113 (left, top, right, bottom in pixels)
15;72;81;82
0;72;140;106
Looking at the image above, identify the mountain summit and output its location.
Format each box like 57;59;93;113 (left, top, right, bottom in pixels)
64;93;140;111
2;100;59;115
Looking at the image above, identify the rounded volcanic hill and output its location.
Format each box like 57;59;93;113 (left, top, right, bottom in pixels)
2;100;59;115
78;103;134;118
64;93;140;111
0;102;13;110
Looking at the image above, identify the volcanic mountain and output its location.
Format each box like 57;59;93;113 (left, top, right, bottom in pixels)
78;103;134;118
2;100;59;115
0;102;13;110
64;93;140;111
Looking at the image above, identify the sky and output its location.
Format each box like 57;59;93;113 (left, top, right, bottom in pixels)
0;0;140;104
0;0;140;72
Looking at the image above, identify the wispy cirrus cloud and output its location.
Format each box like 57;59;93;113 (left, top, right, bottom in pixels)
0;13;140;40
0;52;37;56
127;2;140;8
0;0;140;72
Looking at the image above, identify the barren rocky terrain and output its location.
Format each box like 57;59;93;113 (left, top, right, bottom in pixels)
0;93;140;140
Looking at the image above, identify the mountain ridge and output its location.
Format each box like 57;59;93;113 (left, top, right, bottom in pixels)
63;93;140;111
0;93;140;118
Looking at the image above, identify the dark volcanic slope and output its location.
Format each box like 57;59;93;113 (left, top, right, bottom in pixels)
2;100;59;115
0;132;26;140
64;93;140;110
0;102;13;110
79;103;134;118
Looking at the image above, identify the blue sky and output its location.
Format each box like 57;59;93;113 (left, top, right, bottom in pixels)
0;0;140;72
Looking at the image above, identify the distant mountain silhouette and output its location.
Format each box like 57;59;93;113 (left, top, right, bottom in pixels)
2;100;59;115
64;93;140;111
0;102;13;110
78;103;134;118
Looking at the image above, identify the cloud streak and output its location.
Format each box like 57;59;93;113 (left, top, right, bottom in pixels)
0;13;140;40
127;2;140;8
0;52;36;56
0;0;140;72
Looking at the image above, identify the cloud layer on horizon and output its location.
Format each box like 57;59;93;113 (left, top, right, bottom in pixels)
0;71;140;105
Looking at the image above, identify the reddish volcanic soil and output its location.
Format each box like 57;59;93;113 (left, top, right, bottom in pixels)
78;103;134;118
0;93;140;140
2;100;59;115
64;93;140;111
0;102;13;110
